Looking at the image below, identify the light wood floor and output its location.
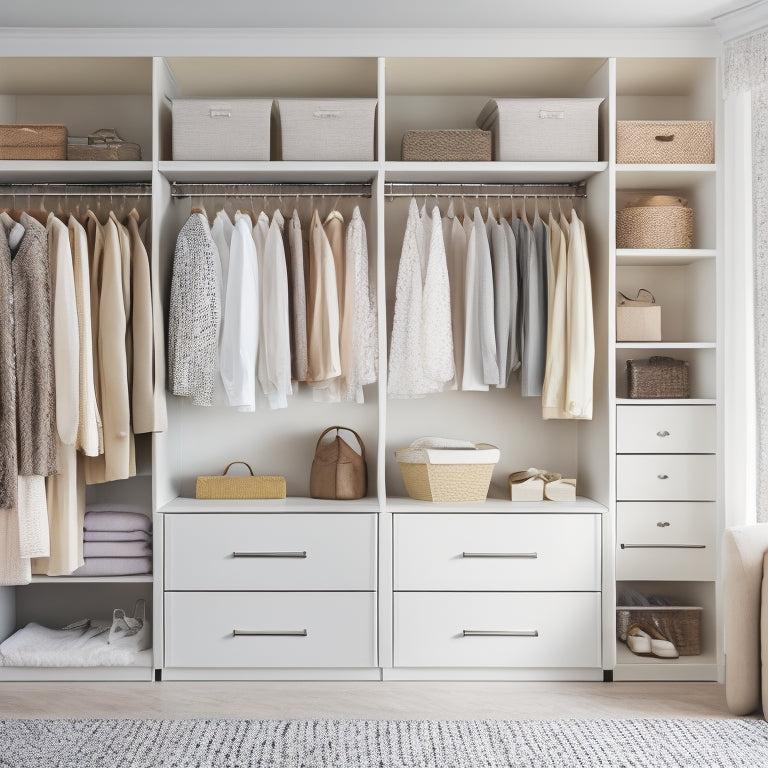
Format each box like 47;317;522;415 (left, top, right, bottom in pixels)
0;681;737;720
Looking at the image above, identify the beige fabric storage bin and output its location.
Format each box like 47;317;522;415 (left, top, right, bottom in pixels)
616;289;661;342
172;99;272;161
617;121;714;164
274;99;377;161
401;129;492;162
0;124;67;160
476;98;603;161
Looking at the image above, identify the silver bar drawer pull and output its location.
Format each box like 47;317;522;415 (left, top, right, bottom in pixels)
463;630;539;637
657;430;670;437
232;551;307;558
620;544;706;549
233;629;308;637
462;552;538;559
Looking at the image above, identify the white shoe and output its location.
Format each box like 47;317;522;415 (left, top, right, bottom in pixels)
627;624;678;659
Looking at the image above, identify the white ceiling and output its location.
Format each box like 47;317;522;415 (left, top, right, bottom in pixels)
0;0;760;29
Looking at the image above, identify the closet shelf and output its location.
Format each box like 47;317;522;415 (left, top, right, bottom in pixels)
158;161;379;184
384;161;608;184
615;164;716;190
29;575;153;584
386;497;607;515
0;649;154;682
157;496;382;514
613;643;718;682
615;342;715;349
616;398;717;405
616;249;716;266
0;161;153;183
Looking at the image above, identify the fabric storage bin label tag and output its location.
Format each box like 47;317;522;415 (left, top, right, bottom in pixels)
313;110;342;119
208;109;232;118
539;109;566;119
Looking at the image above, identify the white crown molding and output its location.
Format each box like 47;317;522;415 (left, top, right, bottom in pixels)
712;0;768;40
0;26;721;58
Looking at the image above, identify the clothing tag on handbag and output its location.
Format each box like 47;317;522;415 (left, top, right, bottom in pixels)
313;110;341;119
539;109;566;120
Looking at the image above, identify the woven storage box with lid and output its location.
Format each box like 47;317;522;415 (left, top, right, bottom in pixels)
0;124;67;160
616;606;702;656
616;289;661;342
195;462;286;500
627;356;690;399
395;439;500;503
616;195;694;249
172;99;272;161
476;98;603;161
616;121;714;164
401;129;492;162
274;99;377;161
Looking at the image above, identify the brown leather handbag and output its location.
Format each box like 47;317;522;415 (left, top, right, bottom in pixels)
310;426;367;500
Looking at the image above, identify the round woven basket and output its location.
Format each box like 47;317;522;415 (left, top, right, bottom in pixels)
616;202;694;249
397;462;495;502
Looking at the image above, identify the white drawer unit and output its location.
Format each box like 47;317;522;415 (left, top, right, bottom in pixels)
394;514;600;591
165;591;376;668
616;502;716;581
616;454;716;501
164;513;376;591
616;405;716;454
394;592;601;668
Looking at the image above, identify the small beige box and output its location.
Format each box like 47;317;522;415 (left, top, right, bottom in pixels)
616;290;661;342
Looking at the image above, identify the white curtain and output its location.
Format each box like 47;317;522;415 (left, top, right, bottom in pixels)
725;29;768;521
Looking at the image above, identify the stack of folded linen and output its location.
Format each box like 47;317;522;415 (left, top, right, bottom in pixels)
72;504;152;577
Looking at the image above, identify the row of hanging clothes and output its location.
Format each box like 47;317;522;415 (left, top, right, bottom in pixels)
168;188;378;410
387;189;594;421
0;187;165;586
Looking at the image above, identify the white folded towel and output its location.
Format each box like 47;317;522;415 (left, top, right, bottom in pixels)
0;622;139;667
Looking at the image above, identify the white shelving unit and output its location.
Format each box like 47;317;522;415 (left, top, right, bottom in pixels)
0;37;723;684
612;57;722;682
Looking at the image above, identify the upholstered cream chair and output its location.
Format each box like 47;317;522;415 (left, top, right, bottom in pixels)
723;524;768;716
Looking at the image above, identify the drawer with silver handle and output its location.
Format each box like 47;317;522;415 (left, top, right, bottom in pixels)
617;405;716;454
394;514;600;591
165;591;376;668
616;502;716;580
164;514;376;591
616;455;716;501
394;592;601;668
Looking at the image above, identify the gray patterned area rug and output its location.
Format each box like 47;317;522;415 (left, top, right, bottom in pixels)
1;718;767;768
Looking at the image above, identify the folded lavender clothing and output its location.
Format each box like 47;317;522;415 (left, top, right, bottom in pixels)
83;541;152;559
83;530;151;543
71;557;152;577
83;510;152;533
85;503;149;515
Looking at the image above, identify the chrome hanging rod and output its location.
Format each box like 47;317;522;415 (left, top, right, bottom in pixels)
384;182;587;199
0;182;152;197
171;182;372;199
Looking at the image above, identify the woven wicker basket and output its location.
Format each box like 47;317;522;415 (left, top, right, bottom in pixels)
195;462;286;499
0;124;67;160
616;195;694;249
395;443;500;502
617;121;714;164
616;606;702;656
401;129;492;162
627;356;690;399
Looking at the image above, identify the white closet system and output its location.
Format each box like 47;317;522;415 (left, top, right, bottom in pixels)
0;36;722;684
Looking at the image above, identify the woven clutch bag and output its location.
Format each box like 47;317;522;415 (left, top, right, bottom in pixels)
195;462;286;499
0;124;67;160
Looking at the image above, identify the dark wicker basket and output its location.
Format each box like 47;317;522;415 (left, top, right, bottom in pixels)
627;356;689;399
616;606;702;656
